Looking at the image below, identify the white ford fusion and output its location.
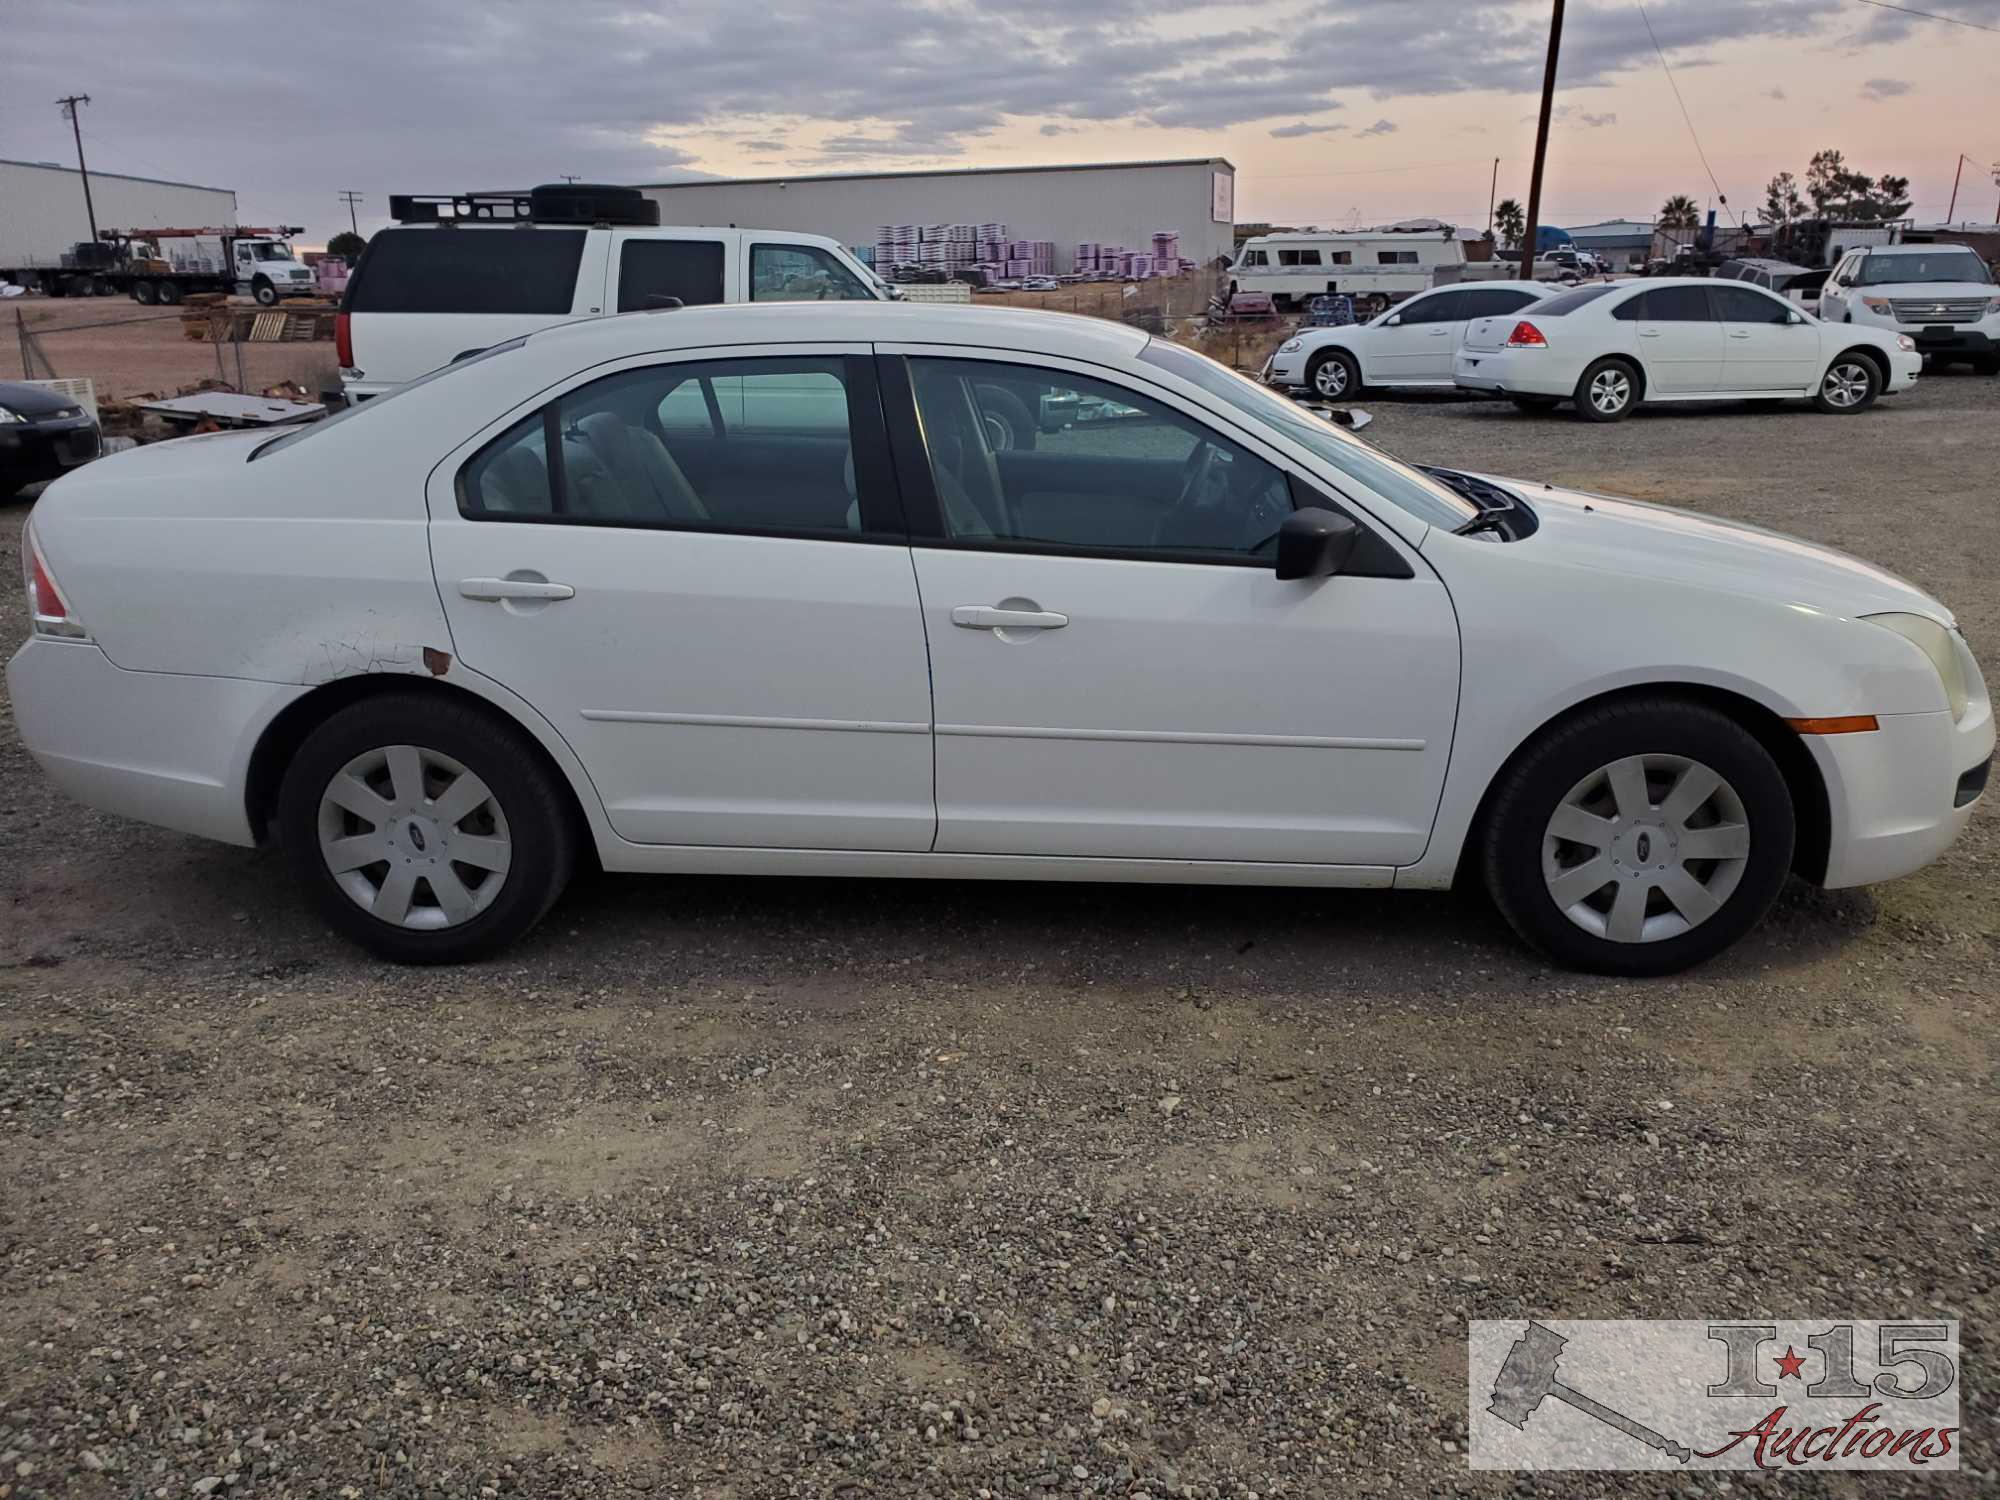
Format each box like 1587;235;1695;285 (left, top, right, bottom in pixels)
10;304;1990;973
1454;277;1923;419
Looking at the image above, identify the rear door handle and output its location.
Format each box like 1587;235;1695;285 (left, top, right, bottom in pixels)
1638;329;1662;338
951;605;1068;631
1429;328;1451;337
1728;330;1752;340
459;576;576;602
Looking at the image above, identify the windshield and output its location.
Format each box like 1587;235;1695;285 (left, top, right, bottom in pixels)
1137;340;1476;530
1858;252;1992;286
248;242;294;261
251;337;526;460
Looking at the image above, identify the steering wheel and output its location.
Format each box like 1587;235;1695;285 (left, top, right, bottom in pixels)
1151;443;1226;548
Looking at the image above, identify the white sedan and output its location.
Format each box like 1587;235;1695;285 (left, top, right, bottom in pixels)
10;303;1990;974
1453;277;1922;419
1264;281;1556;399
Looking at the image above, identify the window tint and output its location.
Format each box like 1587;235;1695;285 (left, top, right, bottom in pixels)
459;356;873;538
1640;285;1715;322
1376;250;1420;265
1396;290;1466;325
1278;248;1322;266
750;244;874;301
1532;284;1620;316
1710;285;1793;324
616;239;724;311
908;358;1293;561
345;228;585;315
1461;287;1540;318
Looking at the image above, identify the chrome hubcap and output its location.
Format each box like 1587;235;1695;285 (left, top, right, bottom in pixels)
316;745;511;930
1589;369;1631;414
1315;359;1348;397
1541;754;1750;944
1823;363;1870;408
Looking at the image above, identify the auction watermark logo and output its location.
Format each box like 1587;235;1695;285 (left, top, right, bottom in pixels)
1468;1320;1960;1471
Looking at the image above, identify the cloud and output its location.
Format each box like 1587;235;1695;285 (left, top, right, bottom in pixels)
736;137;787;152
1269;120;1347;138
1845;0;2000;42
1038;123;1074;136
1764;85;1788;100
1533;104;1619;128
1860;76;1912;100
1357;118;1398;138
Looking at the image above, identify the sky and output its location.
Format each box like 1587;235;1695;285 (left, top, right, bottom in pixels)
3;0;1998;248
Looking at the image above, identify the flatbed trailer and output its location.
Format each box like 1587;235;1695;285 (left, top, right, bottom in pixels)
2;225;311;305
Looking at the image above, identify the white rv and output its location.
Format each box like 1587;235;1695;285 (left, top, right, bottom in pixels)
1227;229;1467;310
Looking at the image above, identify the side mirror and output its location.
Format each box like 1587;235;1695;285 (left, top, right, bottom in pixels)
1275;507;1360;581
1384;313;1403;326
1787;309;1805;324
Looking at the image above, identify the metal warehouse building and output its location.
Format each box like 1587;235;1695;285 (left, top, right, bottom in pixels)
0;159;237;268
640;158;1236;275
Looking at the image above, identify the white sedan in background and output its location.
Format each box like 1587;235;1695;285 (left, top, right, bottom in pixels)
1264;281;1556;399
1453;277;1922;420
9;303;1990;974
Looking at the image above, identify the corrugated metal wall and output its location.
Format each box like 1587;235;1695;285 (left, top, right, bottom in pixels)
0;161;238;268
641;161;1234;275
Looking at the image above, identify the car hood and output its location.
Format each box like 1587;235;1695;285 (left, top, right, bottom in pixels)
1481;478;1951;626
1859;280;1995;300
0;381;84;419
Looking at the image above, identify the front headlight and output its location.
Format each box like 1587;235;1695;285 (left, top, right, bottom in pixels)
0;405;23;425
1865;612;1969;720
1861;297;1893;315
1278;338;1302;354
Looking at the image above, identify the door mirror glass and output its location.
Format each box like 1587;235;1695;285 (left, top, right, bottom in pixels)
1384;313;1402;326
1275;507;1360;581
1787;309;1805;324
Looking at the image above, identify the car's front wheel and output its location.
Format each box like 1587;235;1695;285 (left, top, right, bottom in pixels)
277;692;577;963
1814;352;1881;413
1306;348;1361;400
1482;698;1795;976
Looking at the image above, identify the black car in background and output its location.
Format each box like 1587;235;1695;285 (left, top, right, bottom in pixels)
0;381;101;500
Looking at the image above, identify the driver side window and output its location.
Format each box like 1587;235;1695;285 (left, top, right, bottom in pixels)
907;358;1292;562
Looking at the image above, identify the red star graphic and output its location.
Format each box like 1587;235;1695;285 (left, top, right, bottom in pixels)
1774;1345;1807;1380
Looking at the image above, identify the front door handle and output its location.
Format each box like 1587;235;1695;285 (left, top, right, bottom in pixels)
951;605;1068;631
1429;328;1451;337
1638;328;1662;338
459;576;575;602
1728;330;1752;339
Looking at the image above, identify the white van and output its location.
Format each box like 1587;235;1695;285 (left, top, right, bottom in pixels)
338;185;890;401
1227;230;1468;310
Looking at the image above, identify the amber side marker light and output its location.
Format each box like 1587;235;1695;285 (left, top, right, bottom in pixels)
1785;715;1879;734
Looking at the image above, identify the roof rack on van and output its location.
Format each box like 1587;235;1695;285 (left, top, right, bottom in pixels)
386;185;661;229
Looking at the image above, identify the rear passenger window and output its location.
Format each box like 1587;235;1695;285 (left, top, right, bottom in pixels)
346;229;584;315
458;356;882;539
1641;286;1716;321
616;240;724;311
749;244;873;301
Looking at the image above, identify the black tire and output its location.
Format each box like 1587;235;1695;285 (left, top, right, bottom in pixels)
1813;350;1881;414
974;385;1036;451
252;276;277;306
1482;698;1795;977
1510;395;1559;413
1305;347;1362;401
132;279;157;306
276;691;577;963
1971;355;2000;377
1572;357;1638;422
156;280;183;306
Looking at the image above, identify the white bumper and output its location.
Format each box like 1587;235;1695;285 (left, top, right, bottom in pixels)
1813;696;1993;888
1263;351;1305;388
7;638;303;847
1454;348;1572;398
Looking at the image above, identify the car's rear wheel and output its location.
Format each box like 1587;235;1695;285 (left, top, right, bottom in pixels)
1482;698;1794;976
1307;348;1361;400
1815;352;1880;413
1573;358;1638;422
278;693;576;963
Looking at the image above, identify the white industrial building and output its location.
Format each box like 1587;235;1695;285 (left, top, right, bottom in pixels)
0;158;237;268
640;158;1236;275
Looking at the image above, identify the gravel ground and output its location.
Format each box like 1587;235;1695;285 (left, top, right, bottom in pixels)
0;367;1995;1498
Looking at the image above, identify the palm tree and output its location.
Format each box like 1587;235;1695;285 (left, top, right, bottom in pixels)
1494;198;1526;249
1657;195;1701;231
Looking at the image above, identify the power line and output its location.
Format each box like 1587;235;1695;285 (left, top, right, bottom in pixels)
1852;0;2000;34
1633;0;1737;225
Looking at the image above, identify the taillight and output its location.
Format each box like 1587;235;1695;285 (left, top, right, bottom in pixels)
1505;321;1548;348
22;524;88;639
335;311;353;367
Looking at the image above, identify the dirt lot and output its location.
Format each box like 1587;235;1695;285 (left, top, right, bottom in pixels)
0;357;1995;1497
3;295;337;403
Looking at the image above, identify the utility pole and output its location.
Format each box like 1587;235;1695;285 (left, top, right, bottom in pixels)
338;191;363;236
1519;0;1565;277
1946;153;1967;222
57;94;97;243
1486;156;1500;236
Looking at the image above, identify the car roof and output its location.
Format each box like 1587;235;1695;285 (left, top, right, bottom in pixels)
517;300;1154;363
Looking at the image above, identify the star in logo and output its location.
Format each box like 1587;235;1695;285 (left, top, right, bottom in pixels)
1774;1345;1807;1380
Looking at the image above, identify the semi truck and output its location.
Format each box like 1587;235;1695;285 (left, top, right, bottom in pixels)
1;225;313;305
